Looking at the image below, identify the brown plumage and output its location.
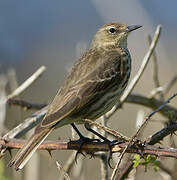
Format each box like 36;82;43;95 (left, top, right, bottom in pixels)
8;22;141;170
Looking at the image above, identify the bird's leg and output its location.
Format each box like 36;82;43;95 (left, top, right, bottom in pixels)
84;122;110;142
84;122;123;168
71;123;100;162
84;122;113;167
71;123;84;139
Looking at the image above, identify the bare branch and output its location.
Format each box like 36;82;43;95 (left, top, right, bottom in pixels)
100;153;109;180
132;93;177;142
115;93;177;179
147;122;177;145
59;152;76;180
56;161;70;180
150;75;177;98
147;35;164;100
112;92;177;179
3;106;48;139
164;75;177;95
85;119;130;141
126;94;177;118
0;74;8;135
7;66;46;100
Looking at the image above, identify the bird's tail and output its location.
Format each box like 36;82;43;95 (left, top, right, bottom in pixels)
8;127;53;171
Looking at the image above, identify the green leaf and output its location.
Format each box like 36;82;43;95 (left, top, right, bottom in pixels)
133;154;141;168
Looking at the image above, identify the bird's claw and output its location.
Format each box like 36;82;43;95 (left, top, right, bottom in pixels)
72;136;101;163
106;139;125;169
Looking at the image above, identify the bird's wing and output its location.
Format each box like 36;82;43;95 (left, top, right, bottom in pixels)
41;50;123;127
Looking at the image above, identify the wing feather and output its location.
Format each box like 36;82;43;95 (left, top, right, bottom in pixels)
41;49;122;127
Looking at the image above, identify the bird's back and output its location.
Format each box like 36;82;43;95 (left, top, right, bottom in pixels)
42;47;131;127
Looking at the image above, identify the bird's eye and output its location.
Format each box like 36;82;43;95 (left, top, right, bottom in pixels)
109;27;116;34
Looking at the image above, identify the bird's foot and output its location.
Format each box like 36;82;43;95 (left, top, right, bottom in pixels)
104;139;124;168
70;136;100;163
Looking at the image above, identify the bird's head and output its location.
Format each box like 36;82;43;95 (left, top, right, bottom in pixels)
90;23;142;49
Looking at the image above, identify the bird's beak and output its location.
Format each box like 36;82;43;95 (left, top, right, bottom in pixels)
125;25;142;33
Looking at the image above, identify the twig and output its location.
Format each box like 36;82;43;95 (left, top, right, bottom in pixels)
100;116;109;180
116;119;177;179
111;93;177;180
110;146;127;180
85;119;130;141
7;68;23;180
131;93;177;145
150;86;165;98
148;35;164;100
116;93;177;179
7;69;19;93
3;106;48;139
105;25;162;120
135;110;145;134
0;74;8;135
56;161;70;180
59;152;76;180
164;75;177;95
99;153;109;180
145;93;177;119
116;121;177;180
126;93;177;118
150;75;177;98
7;66;46;100
71;156;84;179
147;121;177;145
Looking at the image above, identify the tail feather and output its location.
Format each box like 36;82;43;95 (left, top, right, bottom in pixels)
8;127;53;171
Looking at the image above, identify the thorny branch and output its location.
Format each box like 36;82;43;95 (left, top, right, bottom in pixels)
111;93;177;180
1;136;177;159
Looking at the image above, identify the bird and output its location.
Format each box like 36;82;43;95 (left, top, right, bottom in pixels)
8;22;142;171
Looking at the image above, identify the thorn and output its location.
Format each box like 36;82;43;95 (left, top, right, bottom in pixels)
47;150;52;157
107;144;114;169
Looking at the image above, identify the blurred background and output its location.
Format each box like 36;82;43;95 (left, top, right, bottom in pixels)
0;0;177;179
